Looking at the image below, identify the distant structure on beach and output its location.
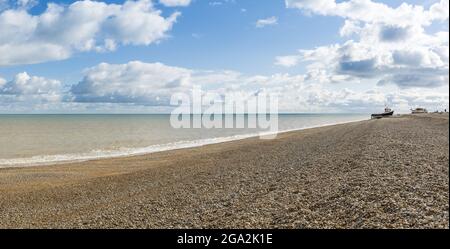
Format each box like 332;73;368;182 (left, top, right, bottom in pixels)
371;107;394;119
411;108;428;114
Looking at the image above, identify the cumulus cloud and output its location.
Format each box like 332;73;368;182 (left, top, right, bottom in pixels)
275;55;301;67
209;2;222;6
71;61;192;105
0;72;62;102
279;0;449;89
285;0;449;25
256;16;278;28
0;0;180;66
159;0;191;7
0;60;448;113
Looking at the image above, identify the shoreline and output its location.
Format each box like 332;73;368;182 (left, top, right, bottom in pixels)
0;113;448;228
0;117;369;169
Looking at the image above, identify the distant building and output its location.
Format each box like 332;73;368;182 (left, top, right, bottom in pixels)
411;108;428;114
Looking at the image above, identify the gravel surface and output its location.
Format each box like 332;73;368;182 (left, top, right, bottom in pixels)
0;114;448;228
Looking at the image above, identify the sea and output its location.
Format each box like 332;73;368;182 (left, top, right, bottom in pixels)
0;114;369;167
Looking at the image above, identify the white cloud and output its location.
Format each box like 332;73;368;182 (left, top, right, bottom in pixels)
159;0;191;7
0;72;62;102
70;61;193;105
275;55;301;67
69;61;263;105
0;0;180;66
65;61;449;113
279;0;449;89
256;16;278;28
191;33;202;39
67;61;284;105
0;60;448;113
286;0;449;26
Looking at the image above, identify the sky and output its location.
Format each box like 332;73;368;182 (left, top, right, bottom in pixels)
0;0;448;113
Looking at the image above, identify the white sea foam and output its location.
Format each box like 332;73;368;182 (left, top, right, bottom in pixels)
0;118;367;168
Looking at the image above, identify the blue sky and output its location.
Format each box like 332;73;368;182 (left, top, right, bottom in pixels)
0;0;344;79
0;0;448;113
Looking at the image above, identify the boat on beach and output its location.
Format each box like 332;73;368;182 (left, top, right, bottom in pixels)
371;107;394;119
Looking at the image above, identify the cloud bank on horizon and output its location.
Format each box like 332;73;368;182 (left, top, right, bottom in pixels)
256;16;278;28
0;0;448;113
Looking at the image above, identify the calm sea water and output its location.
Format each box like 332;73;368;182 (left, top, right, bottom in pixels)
0;114;368;167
